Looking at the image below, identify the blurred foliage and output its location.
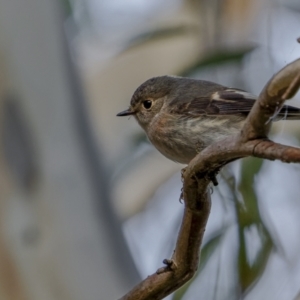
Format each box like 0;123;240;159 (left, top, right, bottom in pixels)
179;46;256;76
61;0;73;16
121;25;197;53
121;22;255;76
236;158;274;294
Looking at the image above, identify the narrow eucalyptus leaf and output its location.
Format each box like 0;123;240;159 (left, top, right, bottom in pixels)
179;46;256;76
236;158;275;293
121;25;196;53
239;225;273;293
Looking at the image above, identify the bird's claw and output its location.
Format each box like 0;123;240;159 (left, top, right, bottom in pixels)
208;172;219;186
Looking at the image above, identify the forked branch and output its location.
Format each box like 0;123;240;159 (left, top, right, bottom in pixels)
120;58;300;300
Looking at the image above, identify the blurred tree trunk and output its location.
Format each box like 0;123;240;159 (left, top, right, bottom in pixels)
0;0;139;299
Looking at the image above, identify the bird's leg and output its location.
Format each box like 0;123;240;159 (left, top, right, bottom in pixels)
207;159;240;186
208;171;219;186
195;169;220;186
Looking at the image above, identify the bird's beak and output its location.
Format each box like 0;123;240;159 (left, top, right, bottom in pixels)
116;108;135;117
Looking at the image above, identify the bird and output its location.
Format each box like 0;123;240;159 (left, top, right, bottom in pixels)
117;76;300;164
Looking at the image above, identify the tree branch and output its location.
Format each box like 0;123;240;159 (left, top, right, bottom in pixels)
241;58;300;141
120;58;300;300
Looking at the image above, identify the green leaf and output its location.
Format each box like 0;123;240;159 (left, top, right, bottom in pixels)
121;25;197;53
179;46;256;76
61;0;73;16
172;230;225;300
217;162;275;295
238;157;264;227
237;223;273;293
236;158;275;294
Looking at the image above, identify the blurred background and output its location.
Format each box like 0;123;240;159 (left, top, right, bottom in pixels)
0;0;300;299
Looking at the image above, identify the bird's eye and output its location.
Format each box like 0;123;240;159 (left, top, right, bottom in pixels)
142;100;152;110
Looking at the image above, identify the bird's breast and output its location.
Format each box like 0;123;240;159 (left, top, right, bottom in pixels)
146;113;201;164
145;114;244;164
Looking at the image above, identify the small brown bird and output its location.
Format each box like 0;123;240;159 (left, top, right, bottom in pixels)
117;76;300;164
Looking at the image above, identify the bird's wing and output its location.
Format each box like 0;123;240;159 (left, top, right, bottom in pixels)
176;89;257;116
171;88;300;120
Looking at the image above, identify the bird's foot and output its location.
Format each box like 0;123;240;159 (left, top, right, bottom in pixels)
207;170;220;186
